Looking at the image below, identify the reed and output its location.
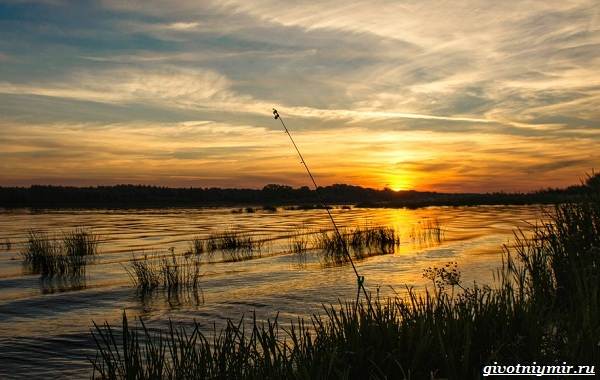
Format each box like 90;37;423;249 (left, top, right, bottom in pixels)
315;225;400;263
288;231;310;255
205;231;252;251
63;228;99;257
22;230;60;274
92;197;600;379
126;254;162;291
204;230;263;262
410;218;444;246
21;229;98;277
126;253;202;292
161;254;202;291
187;236;204;256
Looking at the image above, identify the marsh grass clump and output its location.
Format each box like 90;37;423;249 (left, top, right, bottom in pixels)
126;253;202;292
356;226;399;251
315;225;400;263
219;231;254;250
127;254;162;291
204;230;263;262
161;254;202;291
288;231;310;255
63;228;99;257
187;236;204;256
21;229;98;277
3;238;11;251
22;230;61;274
410;218;444;246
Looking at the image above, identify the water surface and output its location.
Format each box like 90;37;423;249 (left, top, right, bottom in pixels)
0;205;546;379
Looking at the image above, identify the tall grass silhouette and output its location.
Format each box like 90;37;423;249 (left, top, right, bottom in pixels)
21;228;98;277
315;225;400;263
205;230;263;262
410;218;444;246
126;253;202;292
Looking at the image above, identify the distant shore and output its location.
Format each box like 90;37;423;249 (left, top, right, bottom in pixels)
1;177;597;209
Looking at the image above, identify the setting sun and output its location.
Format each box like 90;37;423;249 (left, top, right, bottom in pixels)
387;176;411;191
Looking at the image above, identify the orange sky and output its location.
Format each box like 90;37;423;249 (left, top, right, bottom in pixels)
0;1;598;192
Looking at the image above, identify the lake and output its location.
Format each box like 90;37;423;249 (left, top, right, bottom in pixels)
0;205;546;378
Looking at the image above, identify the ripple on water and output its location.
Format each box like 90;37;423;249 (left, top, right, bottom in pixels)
0;205;545;378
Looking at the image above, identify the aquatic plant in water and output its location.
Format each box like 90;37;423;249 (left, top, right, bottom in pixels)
315;225;400;263
21;229;98;277
410;218;444;246
126;253;202;292
204;230;263;262
288;231;310;255
187;236;204;256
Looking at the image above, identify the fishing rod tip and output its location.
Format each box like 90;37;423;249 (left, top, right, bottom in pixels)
272;108;279;119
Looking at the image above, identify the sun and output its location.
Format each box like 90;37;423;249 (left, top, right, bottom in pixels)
386;175;412;191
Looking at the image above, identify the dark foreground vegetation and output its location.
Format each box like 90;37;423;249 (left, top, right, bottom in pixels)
91;191;599;379
3;173;599;208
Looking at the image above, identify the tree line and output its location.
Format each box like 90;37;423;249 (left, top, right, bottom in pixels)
0;175;597;208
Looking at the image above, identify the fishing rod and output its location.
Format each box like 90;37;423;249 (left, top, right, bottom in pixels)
272;108;372;307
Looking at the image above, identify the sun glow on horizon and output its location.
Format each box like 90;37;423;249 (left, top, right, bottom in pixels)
386;175;412;192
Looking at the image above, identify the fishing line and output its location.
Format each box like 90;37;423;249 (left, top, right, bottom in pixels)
272;108;372;307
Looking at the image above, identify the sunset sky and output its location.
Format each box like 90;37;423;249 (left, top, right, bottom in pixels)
0;0;598;192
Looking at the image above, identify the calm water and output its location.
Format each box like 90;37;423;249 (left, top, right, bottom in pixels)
0;205;546;379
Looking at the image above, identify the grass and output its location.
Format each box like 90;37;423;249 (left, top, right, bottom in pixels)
410;218;444;246
63;228;99;257
288;231;310;255
21;228;99;277
315;225;400;263
183;231;264;262
3;238;10;251
92;195;600;379
126;253;202;292
187;236;204;256
288;230;311;268
205;230;263;262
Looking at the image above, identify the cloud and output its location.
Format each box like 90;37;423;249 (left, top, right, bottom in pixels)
0;67;500;126
0;68;232;105
0;0;598;190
